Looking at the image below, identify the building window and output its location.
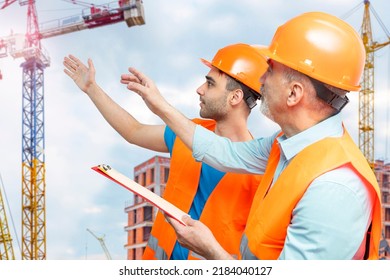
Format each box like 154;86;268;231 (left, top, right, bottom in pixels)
143;226;152;241
133;209;137;224
386;226;390;239
144;206;152;221
150;168;155;183
133;229;137;244
383;174;389;184
386;208;390;221
164;167;170;183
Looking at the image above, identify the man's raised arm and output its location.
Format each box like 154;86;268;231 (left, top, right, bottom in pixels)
63;55;167;152
121;67;196;150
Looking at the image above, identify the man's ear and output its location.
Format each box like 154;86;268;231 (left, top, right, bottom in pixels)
230;88;244;106
287;82;304;107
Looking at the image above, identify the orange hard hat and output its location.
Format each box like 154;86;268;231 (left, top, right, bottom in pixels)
257;12;365;92
201;43;268;94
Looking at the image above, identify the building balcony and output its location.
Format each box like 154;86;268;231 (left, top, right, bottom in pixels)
124;241;147;250
124;200;152;212
382;202;390;209
124;220;153;231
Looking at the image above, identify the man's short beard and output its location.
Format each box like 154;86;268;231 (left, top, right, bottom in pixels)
259;98;274;121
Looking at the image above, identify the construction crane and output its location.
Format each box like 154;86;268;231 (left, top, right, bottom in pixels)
359;0;390;168
0;173;15;260
86;228;112;260
0;0;145;259
359;0;390;259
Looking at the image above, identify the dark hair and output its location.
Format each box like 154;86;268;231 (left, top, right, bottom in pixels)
225;75;261;109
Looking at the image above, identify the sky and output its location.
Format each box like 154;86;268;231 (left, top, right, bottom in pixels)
0;0;389;260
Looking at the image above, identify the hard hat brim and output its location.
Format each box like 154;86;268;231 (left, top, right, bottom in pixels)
200;58;212;68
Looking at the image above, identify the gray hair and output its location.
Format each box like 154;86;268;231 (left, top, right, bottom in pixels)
281;66;348;114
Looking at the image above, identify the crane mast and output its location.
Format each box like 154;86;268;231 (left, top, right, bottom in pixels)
0;0;145;259
19;0;48;260
359;0;390;168
0;174;15;260
360;1;375;168
359;0;390;258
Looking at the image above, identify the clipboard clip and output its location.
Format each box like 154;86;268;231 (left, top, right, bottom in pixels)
100;164;111;171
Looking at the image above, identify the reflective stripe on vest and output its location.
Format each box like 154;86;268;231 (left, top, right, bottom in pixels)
240;233;258;260
189;251;206;260
146;234;168;260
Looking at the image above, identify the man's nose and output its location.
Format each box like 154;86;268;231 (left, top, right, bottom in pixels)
197;84;205;95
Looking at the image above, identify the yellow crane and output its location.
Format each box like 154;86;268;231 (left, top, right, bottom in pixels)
359;0;390;259
0;174;15;260
359;0;390;168
87;228;112;260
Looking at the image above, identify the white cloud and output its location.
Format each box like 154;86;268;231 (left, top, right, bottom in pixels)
84;206;103;214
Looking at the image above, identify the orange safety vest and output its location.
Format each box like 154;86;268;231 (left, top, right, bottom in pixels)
239;128;382;260
143;118;262;260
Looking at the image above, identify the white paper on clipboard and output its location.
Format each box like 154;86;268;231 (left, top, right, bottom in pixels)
92;164;188;225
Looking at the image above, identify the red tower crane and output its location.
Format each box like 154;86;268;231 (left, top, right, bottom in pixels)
0;0;145;260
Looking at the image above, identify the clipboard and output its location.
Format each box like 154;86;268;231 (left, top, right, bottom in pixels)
92;164;188;225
